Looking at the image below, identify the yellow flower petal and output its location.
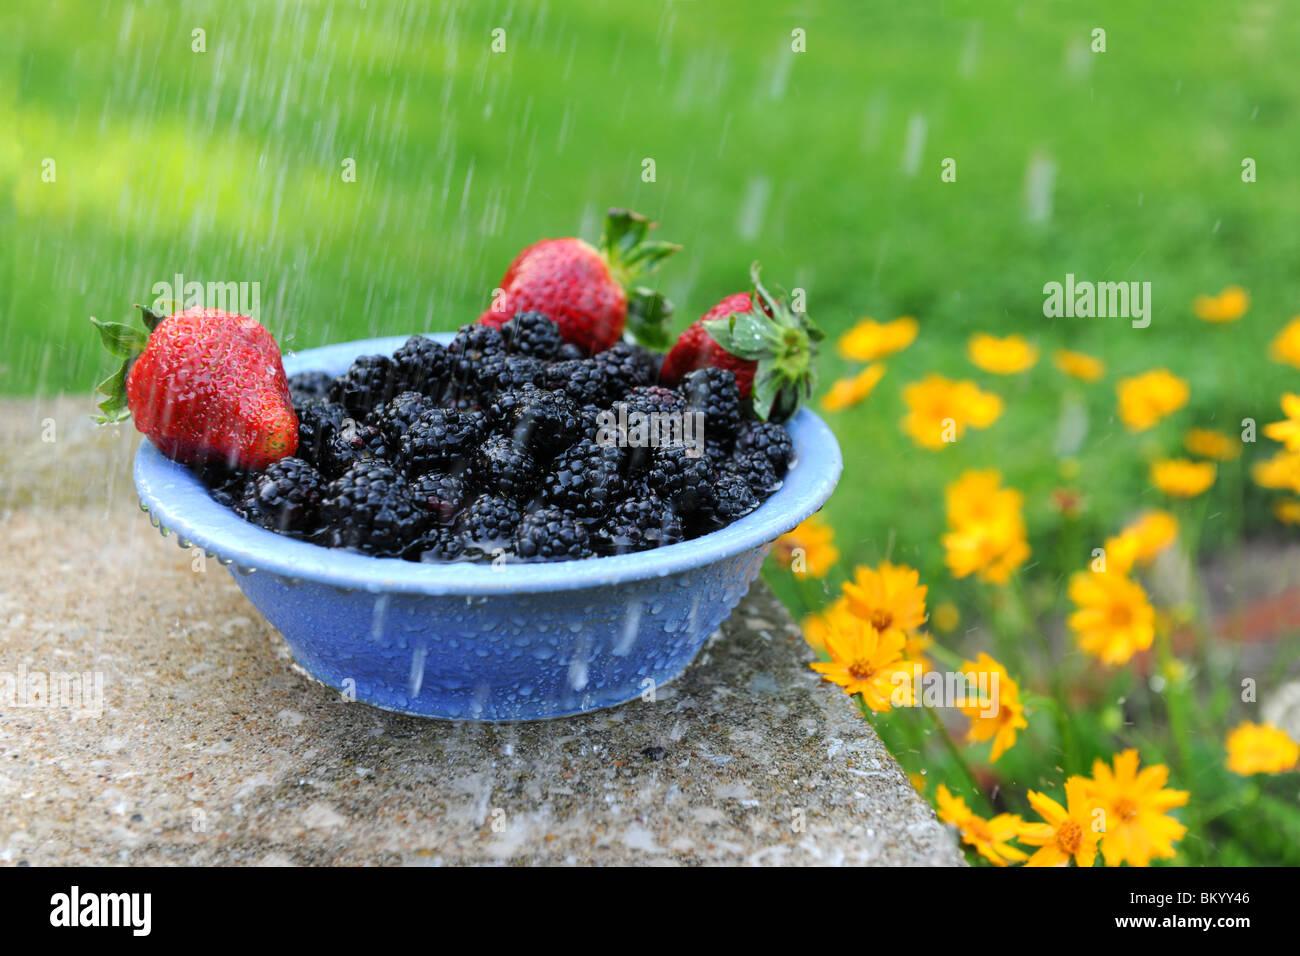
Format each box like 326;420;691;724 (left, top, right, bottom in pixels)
968;333;1039;374
1116;369;1190;432
1053;348;1105;382
1193;285;1250;323
837;316;918;361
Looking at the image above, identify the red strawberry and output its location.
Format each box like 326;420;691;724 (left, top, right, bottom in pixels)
662;291;764;396
92;305;298;470
661;264;822;422
479;208;680;353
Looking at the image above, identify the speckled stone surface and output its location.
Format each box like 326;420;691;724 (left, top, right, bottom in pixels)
0;398;962;866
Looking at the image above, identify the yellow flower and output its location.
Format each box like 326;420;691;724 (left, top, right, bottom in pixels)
903;631;934;672
1105;510;1178;570
935;785;1028;866
1053;348;1105;382
820;363;885;412
1193;285;1250;323
1264;393;1300;452
1085;750;1189;867
942;470;1031;584
1252;450;1300;493
968;333;1039;374
800;596;852;655
1269;317;1300;369
808;616;918;712
1116;368;1190;432
932;601;960;634
958;653;1029;762
1068;567;1155;665
1183;427;1240;461
842;561;928;638
838;316;918;361
901;374;1003;450
1019;777;1104;867
1225;721;1300;775
772;514;839;578
1151;458;1216;498
1274;499;1300;525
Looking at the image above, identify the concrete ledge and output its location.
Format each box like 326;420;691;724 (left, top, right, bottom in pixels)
0;398;962;866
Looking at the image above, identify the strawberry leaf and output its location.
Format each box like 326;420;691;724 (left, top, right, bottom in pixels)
703;312;775;361
93;363;132;424
751;365;782;422
90;317;149;359
138;304;167;331
602;208;651;258
625;287;675;351
700;263;822;422
621;239;682;273
600;207;681;289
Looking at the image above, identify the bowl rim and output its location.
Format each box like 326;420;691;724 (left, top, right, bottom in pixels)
133;334;842;595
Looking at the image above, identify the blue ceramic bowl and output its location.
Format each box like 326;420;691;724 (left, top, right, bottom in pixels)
133;335;842;720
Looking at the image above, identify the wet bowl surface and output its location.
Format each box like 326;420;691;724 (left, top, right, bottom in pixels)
133;335;842;720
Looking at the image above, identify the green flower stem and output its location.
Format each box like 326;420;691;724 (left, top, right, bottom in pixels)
1155;625;1193;778
922;702;992;814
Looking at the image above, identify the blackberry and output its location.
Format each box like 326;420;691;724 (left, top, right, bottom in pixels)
544;358;610;406
368;390;433;445
321;460;425;555
702;470;760;527
469;434;539;500
501;311;562;360
646;444;714;514
543;437;625;519
317;419;391;479
398;408;485;476
296;401;347;464
576;403;608;443
593;495;685;555
734;422;794;475
455;493;523;551
556;342;587;361
595;341;658;393
405;525;467;563
447;323;505;379
621;385;688;416
329;354;401;417
730;449;783;497
203;466;251;510
408;470;466;524
495;388;581;455
391;335;449;396
609;385;689;473
681;367;741;450
240;457;327;533
476;354;547;395
513;507;593;561
288;371;334;407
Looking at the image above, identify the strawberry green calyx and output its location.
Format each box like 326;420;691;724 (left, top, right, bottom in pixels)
601;208;682;349
90;305;163;423
702;263;823;422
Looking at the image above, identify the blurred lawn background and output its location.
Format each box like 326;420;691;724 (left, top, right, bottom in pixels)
4;0;1300;864
5;0;1299;583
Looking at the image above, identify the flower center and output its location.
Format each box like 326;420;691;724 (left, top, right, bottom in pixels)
1056;819;1084;856
870;609;894;632
848;659;877;681
1108;603;1132;629
1114;798;1139;822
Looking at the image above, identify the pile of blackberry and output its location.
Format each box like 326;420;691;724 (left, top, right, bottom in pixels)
200;313;794;563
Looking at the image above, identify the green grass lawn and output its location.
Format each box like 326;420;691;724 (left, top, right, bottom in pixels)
5;0;1300;862
5;1;1299;570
